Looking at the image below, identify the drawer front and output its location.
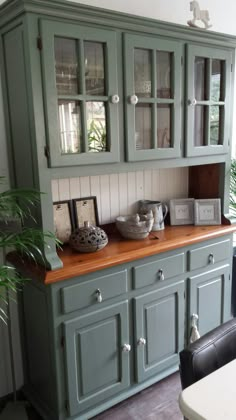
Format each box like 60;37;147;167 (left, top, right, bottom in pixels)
188;239;231;272
133;253;185;289
61;270;128;314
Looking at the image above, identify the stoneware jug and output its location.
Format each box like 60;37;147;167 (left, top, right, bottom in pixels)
138;200;168;231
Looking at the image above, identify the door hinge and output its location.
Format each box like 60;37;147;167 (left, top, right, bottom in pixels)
44;145;50;159
231;63;233;72
181;56;183;66
61;336;65;348
37;37;42;51
184;291;186;299
65;400;69;414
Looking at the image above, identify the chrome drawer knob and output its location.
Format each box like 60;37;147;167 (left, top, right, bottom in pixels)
158;269;165;281
129;95;138;105
208;253;215;264
122;344;131;352
111;94;119;104
95;289;102;303
137;337;146;346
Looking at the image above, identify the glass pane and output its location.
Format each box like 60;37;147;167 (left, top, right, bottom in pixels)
134;49;152;98
210;106;222;145
194;106;206;146
194;57;207;101
157;105;171;148
156;51;171;98
58;100;81;154
211;59;224;102
54;38;78;95
87;102;107;152
135;104;152;150
84;42;105;96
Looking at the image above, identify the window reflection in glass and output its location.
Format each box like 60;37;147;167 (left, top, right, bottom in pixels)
134;49;152;98
84;42;105;96
194;106;206;146
54;38;78;95
210;106;221;145
211;60;224;102
135;104;152;150
157;105;171;148
156;52;171;98
86;102;107;152
194;57;207;101
58;100;81;154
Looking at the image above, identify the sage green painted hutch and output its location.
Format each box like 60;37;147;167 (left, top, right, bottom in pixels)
1;0;236;419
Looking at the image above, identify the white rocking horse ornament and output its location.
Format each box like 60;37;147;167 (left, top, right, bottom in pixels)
187;1;212;29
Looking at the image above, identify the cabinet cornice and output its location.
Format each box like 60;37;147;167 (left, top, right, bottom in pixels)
1;0;236;48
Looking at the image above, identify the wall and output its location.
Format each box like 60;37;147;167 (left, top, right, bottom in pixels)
0;0;236;398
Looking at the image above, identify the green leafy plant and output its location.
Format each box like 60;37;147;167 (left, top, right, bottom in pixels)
230;159;236;218
88;120;106;152
0;177;59;324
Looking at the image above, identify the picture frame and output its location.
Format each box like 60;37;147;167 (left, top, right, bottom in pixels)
194;198;221;226
72;196;99;228
169;198;195;226
53;200;74;243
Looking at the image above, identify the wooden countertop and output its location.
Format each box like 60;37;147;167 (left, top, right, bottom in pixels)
7;224;236;285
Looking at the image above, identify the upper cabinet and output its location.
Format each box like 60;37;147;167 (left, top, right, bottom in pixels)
40;20;120;167
186;44;232;157
124;34;182;161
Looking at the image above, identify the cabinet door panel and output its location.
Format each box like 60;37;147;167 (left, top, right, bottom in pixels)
134;281;185;383
63;301;129;416
40;20;119;167
124;34;182;161
188;265;231;339
186;44;232;157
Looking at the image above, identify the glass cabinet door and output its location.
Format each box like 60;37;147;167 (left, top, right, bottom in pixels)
124;34;182;161
186;44;232;157
40;21;119;167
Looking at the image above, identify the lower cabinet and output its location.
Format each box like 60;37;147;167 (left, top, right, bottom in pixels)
18;234;233;420
63;300;130;417
188;264;231;337
134;280;185;383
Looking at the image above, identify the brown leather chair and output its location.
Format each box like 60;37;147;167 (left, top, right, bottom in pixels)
179;318;236;389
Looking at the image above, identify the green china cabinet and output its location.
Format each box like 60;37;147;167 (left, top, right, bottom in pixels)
0;0;236;419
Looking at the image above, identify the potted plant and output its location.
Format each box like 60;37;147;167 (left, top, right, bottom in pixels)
0;177;58;324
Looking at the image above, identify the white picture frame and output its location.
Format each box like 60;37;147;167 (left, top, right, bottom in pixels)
169;198;195;225
53;200;74;243
194;199;221;225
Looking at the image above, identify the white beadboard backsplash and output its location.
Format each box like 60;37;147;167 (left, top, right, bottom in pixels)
52;168;189;225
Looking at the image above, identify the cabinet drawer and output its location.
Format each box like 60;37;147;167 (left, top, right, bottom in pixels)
188;239;231;271
133;253;185;289
61;270;128;314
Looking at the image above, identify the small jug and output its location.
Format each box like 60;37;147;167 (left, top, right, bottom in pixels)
138;200;168;231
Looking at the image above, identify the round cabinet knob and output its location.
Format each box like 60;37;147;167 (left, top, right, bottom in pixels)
122;343;131;352
158;269;165;281
95;289;102;303
129;95;138;105
137;337;146;346
208;253;215;264
111;94;119;104
188;98;197;106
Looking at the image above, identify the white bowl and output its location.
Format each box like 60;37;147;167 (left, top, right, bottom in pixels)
116;213;154;240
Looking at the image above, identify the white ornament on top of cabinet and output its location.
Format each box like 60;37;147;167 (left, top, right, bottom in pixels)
187;1;212;29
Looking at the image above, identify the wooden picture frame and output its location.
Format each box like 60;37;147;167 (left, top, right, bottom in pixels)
53;200;74;243
194;198;221;225
72;196;99;228
169;198;195;225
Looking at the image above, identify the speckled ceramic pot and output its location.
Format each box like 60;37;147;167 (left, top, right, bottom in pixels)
69;221;108;253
